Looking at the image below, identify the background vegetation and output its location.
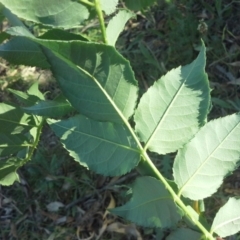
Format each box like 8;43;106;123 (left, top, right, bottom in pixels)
0;0;240;239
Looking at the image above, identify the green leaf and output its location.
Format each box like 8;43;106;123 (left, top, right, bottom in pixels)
0;0;89;29
111;176;182;228
48;115;141;176
166;228;202;240
211;198;240;238
123;0;156;11
42;42;138;123
4;28;139;123
106;10;134;46
0;37;50;68
100;0;118;15
27;82;44;100
0;133;31;157
174;113;240;200
0;103;36;134
38;29;89;42
1;5;28;29
0;158;21;185
0;3;4;22
8;82;44;106
134;42;210;154
0;32;10;44
23;99;75;118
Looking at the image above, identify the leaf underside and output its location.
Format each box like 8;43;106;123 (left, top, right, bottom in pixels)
174;113;240;200
106;10;134;46
134;43;210;155
100;0;119;15
211;198;240;238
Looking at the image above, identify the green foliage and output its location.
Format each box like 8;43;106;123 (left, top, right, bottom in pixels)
0;0;89;28
0;1;239;239
134;46;210;154
106;10;134;46
174;113;240;200
111;176;183;228
211;198;240;237
48;115;141;176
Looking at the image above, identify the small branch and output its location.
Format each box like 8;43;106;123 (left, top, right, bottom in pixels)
94;0;108;44
141;151;215;240
79;0;94;7
22;118;45;166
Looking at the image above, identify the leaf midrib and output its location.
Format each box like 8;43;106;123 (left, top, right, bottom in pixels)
212;215;240;233
144;61;197;151
53;122;141;153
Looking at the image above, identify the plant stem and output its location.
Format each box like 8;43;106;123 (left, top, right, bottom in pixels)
79;0;94;7
141;151;215;240
22;118;45;166
75;38;212;237
94;0;108;44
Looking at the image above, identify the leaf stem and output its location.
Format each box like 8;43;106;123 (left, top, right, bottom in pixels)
74;58;214;239
22;118;45;166
79;0;94;7
141;151;214;240
94;0;108;44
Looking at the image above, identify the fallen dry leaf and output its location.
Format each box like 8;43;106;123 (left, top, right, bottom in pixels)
107;222;142;240
46;201;65;212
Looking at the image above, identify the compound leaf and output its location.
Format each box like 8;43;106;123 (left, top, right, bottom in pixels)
111;176;182;228
106;10;134;46
48;115;141;176
211;198;240;238
174;113;240;200
0;158;21;186
0;0;89;29
166;228;202;240
134;42;210;154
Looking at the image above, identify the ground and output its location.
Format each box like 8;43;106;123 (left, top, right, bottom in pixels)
0;1;240;239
